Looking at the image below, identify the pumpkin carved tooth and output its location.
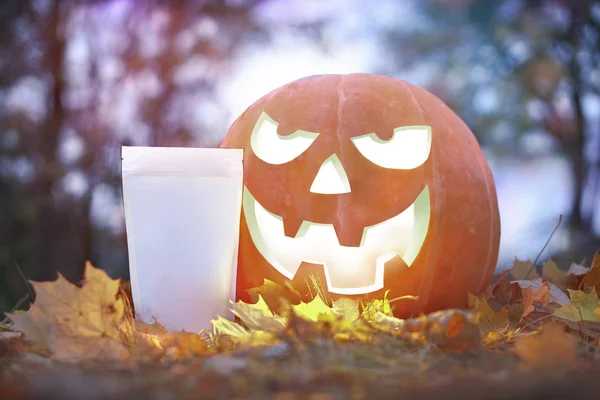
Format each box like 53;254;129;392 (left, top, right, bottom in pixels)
283;214;305;239
243;185;430;294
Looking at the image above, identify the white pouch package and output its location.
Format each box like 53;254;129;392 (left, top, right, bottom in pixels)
121;146;243;333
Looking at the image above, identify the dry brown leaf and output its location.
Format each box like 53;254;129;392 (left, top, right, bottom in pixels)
563;262;591;291
411;310;480;351
521;281;550;320
7;261;133;362
581;251;600;293
488;274;522;307
514;323;578;369
513;278;569;305
370;309;479;351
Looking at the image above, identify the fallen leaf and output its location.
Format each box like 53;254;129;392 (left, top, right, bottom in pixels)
509;259;539;281
162;331;209;360
468;294;509;332
247;279;301;314
291;295;335;322
237;331;280;348
553;288;600;323
488;274;522;306
211;315;249;339
581;251;600;293
135;320;169;336
513;278;570;305
370;311;404;334
332;298;360;321
541;258;567;288
564;262;591;291
514;323;578;369
7;262;133;362
370;309;480;351
567;262;590;276
133;332;166;360
361;290;393;321
230;295;286;331
313;310;372;342
520;281;551;321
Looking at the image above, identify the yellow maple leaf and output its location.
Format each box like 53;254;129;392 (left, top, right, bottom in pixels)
247;279;301;314
541;258;567;288
553;288;600;323
332;298;360;322
291;296;335;322
509;259;539;281
7;262;133;362
237;330;280;348
468;293;509;332
230;295;286;331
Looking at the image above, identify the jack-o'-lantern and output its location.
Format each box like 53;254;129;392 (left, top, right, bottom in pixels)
220;73;500;318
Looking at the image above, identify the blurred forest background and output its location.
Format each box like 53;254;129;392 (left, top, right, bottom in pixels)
2;0;600;315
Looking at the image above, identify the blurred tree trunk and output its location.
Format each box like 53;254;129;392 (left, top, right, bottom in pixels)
34;0;64;280
35;0;90;282
562;0;592;234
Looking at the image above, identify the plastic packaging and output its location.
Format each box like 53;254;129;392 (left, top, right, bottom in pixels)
121;146;243;332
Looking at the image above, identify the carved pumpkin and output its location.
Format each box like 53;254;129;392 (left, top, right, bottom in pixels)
219;73;500;317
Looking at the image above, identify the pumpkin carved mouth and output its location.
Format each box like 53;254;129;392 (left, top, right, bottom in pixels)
243;185;431;295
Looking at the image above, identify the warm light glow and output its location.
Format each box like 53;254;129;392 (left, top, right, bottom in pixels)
243;185;431;295
309;154;351;194
250;112;319;165
351;125;432;169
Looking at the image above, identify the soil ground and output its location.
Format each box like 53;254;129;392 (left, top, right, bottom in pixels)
2;335;600;400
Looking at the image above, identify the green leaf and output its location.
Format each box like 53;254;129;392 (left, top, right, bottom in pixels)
553;288;600;323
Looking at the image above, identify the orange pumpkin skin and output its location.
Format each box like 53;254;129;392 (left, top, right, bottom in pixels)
220;73;500;318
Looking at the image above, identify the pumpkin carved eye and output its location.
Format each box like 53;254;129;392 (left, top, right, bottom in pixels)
251;112;319;165
351;126;432;169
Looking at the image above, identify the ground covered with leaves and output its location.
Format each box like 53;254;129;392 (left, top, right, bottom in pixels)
3;257;600;399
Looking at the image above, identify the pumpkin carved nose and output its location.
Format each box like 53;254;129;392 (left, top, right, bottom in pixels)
309;153;351;194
